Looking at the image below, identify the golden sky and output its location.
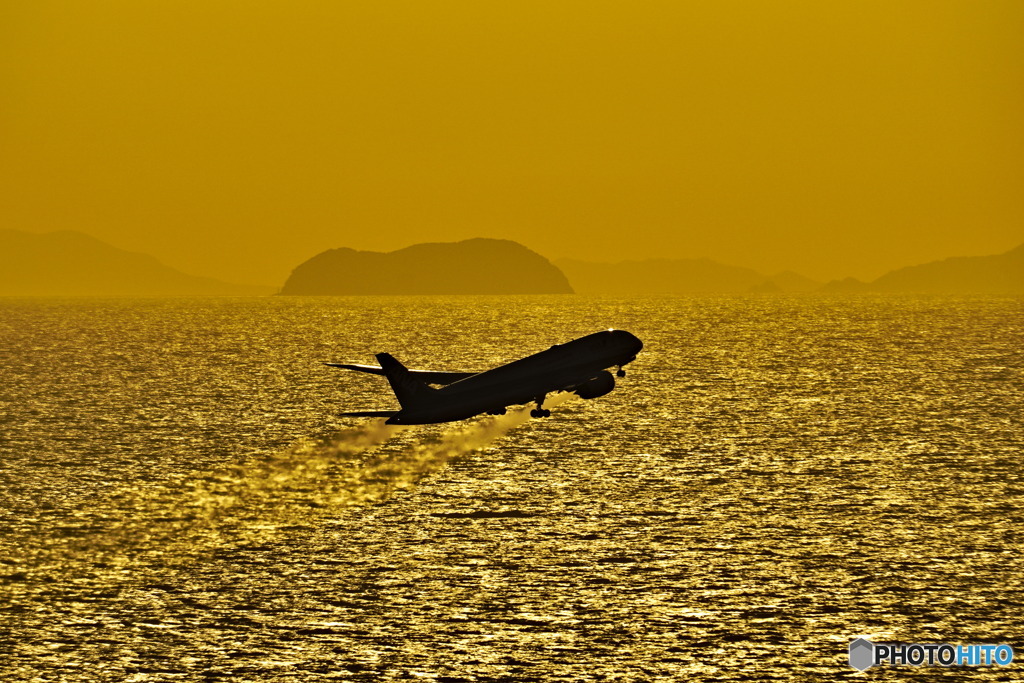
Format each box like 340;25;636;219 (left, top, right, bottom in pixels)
2;1;1022;284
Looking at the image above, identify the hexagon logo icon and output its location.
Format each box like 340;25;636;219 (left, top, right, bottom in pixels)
849;637;875;671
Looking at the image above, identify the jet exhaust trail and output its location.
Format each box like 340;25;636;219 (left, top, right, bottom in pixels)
195;418;403;519
325;393;572;507
197;394;573;523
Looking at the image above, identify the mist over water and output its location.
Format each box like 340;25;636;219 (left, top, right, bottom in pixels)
1;295;1021;681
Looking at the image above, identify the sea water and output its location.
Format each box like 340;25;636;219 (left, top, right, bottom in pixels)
1;295;1021;681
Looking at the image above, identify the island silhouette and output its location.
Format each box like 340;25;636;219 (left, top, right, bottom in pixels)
279;238;573;295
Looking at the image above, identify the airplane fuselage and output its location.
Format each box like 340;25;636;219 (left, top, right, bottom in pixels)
385;329;642;424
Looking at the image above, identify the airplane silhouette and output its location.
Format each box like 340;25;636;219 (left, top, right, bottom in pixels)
328;329;643;425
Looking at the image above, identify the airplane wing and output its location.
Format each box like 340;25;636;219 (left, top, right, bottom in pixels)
324;363;476;386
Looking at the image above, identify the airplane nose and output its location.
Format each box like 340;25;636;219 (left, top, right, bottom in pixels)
628;332;643;354
610;329;643;354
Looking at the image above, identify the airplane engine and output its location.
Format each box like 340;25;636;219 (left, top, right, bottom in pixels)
574;371;615;399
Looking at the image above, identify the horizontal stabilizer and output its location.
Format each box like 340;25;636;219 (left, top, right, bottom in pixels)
325;362;386;374
338;410;399;418
324;362;475;385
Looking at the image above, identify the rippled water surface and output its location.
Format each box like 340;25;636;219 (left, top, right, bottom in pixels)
1;295;1022;681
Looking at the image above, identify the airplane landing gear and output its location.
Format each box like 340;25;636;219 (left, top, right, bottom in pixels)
531;395;550;418
617;366;626;378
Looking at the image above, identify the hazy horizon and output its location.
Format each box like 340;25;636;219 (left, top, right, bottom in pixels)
17;230;1024;289
6;226;1023;290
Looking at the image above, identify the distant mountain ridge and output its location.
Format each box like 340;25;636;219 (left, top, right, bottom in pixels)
555;258;820;294
871;243;1024;293
823;242;1024;294
0;229;271;296
280;238;573;295
560;243;1024;295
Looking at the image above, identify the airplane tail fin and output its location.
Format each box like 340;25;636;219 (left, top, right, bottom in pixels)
375;352;437;409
